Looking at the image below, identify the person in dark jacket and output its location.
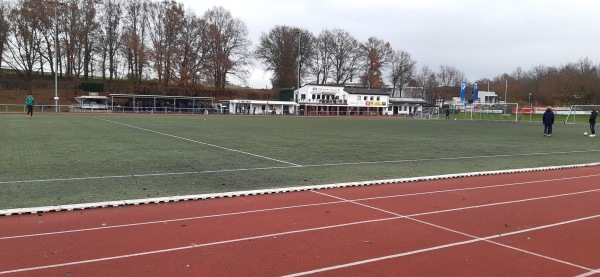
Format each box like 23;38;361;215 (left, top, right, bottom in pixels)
542;106;555;137
589;109;598;137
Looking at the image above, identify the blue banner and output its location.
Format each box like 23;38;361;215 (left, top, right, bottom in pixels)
474;82;479;103
460;82;466;103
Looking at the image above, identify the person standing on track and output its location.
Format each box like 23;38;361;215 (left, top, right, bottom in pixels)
543;106;555;137
589;109;597;137
25;93;35;118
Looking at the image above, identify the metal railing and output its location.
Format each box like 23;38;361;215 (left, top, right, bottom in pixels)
0;104;71;113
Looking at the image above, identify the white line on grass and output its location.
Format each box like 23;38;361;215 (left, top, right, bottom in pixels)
1;162;600;215
1;150;599;186
304;149;600;167
93;116;301;167
0;165;296;185
2;173;600;240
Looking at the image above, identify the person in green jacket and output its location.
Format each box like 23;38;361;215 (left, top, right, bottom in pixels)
25;94;34;118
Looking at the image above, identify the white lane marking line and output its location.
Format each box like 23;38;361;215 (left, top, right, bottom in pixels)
3;187;598;241
288;190;596;276
93;116;301;167
355;173;600;202
2;172;599;240
3;211;598;275
0;200;346;240
408;188;600;217
0;217;397;275
574;269;600;277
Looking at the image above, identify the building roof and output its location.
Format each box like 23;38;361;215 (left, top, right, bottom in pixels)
218;99;297;105
389;97;428;104
109;94;214;100
343;87;391;96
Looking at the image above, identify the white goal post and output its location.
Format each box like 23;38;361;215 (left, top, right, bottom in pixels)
459;102;521;122
564;105;600;124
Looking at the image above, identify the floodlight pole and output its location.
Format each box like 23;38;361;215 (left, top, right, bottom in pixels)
528;93;532;122
504;80;507;104
54;2;60;112
297;31;303;91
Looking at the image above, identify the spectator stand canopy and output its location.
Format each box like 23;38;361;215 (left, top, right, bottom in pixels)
109;94;215;114
71;92;110;112
218;99;298;115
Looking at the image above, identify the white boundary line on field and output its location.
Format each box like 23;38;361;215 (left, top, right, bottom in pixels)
93;116;301;167
2;149;599;186
1;162;599;216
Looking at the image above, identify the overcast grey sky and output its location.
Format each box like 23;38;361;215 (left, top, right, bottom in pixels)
178;0;600;89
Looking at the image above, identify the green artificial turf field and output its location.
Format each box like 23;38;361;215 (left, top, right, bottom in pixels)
1;113;598;209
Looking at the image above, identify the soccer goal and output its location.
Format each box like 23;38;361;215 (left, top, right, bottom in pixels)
563;105;600;124
463;103;522;122
413;106;440;119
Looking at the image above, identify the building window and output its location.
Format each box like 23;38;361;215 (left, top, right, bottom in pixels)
301;94;306;100
376;96;380;101
370;96;374;101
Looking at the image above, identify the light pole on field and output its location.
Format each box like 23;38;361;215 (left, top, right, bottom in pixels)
53;1;62;113
504;80;508;104
528;93;532;122
296;31;304;92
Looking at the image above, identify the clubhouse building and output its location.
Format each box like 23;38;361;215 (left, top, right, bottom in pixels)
295;85;426;116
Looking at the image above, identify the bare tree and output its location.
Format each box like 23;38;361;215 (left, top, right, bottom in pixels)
172;10;209;89
5;0;45;93
0;1;12;77
80;0;99;79
147;0;184;87
388;49;416;97
329;29;362;85
312;29;333;84
98;0;122;84
122;0;149;88
35;0;59;78
202;6;251;88
414;65;437;102
254;25;312;88
436;65;466;87
360;36;393;88
60;0;100;78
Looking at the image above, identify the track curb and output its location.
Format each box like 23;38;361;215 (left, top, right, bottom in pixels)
2;162;599;216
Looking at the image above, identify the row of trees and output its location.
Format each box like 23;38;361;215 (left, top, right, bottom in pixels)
0;0;252;93
0;0;599;105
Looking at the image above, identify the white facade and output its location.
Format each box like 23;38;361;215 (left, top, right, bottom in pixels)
477;91;498;103
450;91;499;105
218;100;298;115
386;97;427;116
295;85;389;108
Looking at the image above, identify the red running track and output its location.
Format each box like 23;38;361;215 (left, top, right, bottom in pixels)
2;166;600;276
